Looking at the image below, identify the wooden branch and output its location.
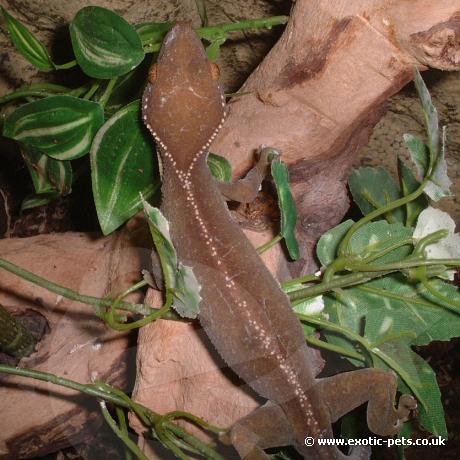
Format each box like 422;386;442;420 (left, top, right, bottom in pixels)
0;222;151;459
211;0;460;274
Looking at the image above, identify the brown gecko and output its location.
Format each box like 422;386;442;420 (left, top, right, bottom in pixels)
142;22;416;460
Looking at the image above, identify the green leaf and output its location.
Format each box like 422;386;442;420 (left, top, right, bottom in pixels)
207;153;232;182
3;95;104;160
403;134;429;178
271;157;299;260
143;201;201;318
398;157;428;227
348;167;404;224
406;71;452;201
21;146;55;194
90;100;159;235
21;146;72;195
70;6;144;79
316;220;354;267
21;191;60;211
320;217;460;437
1;8;54;71
46;158;72;195
135;22;171;47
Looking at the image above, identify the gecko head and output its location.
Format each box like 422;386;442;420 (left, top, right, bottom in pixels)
142;22;226;169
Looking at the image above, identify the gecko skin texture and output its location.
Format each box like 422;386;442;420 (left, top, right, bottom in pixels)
142;22;416;460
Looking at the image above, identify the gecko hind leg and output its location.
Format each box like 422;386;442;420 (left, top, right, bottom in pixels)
227;402;292;460
316;368;417;436
217;147;275;204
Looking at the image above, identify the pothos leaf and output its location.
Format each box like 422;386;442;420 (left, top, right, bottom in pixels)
271;157;299;260
142;201;201;318
70;6;144;78
1;7;54;71
3;95;104;160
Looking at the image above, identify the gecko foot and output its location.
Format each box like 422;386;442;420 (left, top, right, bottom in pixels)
394;394;418;428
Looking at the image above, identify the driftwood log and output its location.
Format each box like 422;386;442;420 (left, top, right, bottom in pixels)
0;0;459;458
0;220;151;459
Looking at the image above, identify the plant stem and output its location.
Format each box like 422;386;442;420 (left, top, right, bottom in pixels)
305;333;364;361
349;258;460;273
256;234;282;254
100;402;150;460
0;84;71;105
0;257;152;316
281;273;321;289
54;59;77;70
288;270;394;303
98;77;118;108
338;178;429;256
198;15;288;39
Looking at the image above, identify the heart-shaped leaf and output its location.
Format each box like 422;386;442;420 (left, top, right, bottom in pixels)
70;6;144;78
4;96;104;160
91;100;159;235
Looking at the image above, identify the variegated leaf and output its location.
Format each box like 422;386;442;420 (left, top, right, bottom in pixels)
3;96;103;160
91;100;159;235
1;7;54;71
70;6;144;79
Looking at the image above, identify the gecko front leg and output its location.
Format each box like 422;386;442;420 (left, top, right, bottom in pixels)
217;147;276;203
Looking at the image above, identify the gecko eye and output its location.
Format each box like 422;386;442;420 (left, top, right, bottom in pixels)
209;62;220;81
148;63;158;84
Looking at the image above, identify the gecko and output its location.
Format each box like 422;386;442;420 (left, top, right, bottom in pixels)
142;22;416;460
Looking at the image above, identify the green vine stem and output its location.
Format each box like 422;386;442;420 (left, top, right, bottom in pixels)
54;59;77;70
412;229;449;256
98;77;118;108
305;333;364;361
0;83;74;105
143;16;288;53
338;177;429;257
0;257;153;316
0;365;226;460
100;401;150;460
256;234;282;254
281;273;321;289
297;315;425;408
288;270;394;303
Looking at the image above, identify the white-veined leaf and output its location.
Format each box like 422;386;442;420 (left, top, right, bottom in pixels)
91;100;158;235
70;6;144;78
1;7;54;71
3;96;103;160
